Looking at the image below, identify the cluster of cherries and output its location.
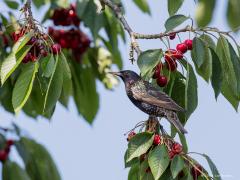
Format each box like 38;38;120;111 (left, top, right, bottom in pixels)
127;132;203;179
11;28;60;63
48;28;90;62
49;4;90;62
153;34;193;87
51;3;80;27
0;139;14;162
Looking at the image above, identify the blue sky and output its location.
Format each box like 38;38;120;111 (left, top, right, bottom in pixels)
0;0;240;179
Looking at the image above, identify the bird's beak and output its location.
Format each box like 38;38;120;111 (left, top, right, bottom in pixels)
109;71;122;77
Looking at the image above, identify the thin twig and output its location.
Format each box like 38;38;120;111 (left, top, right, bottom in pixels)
99;0;141;57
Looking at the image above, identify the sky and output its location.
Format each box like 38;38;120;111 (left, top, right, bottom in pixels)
0;0;240;180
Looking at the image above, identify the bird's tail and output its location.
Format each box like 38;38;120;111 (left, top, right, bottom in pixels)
166;111;187;134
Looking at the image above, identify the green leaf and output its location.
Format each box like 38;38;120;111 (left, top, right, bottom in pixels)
102;10;123;69
137;49;163;78
216;35;239;110
43;55;63;116
4;0;19;9
41;55;55;78
124;149;139;168
182;60;198;120
15;137;61;180
227;0;240;31
179;133;188;153
210;49;223;99
139;160;154;180
229;43;240;99
191;37;206;68
195;0;216;27
12;62;39;113
77;0;104;40
2;161;31;180
1;33;33;85
165;15;189;32
59;52;72;107
170;155;185;178
127;132;154;162
133;0;151;14
71;59;99;124
168;0;184;16
128;163;140;180
203;154;222;180
148;145;170;180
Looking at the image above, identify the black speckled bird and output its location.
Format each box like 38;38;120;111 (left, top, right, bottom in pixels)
110;70;187;134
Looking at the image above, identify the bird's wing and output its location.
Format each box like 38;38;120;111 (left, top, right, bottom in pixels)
131;81;185;112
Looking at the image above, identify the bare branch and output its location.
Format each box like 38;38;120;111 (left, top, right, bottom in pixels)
99;0;141;56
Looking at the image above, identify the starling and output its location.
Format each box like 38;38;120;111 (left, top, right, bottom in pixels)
110;70;187;134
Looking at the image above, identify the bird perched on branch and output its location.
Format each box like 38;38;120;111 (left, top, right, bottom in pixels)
110;70;187;134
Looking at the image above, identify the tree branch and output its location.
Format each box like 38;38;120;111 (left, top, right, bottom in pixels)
99;0;141;56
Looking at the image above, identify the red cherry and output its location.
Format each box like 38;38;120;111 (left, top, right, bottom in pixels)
172;143;183;154
165;59;177;71
157;76;168;87
40;49;48;57
127;131;136;141
169;32;176;40
6;140;14;147
152;63;162;79
23;52;32;63
176;43;188;54
184;39;193;50
165;49;183;60
153;134;161;145
168;150;175;159
0;150;8;162
51;43;61;54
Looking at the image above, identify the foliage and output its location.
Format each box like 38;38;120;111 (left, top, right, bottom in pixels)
0;0;239;179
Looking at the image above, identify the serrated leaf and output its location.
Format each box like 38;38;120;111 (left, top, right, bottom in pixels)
229;43;240;99
2;161;31;180
195;0;216;27
210;49;223;99
41;55;55;78
78;0;104;40
137;49;162;78
15;137;61;180
71;58;99;124
59;52;72;107
1;33;33;85
227;0;240;31
216;35;239;110
165;15;189;32
170;155;185;178
139;160;154;180
203;154;222;180
43;55;63;116
199;34;216;50
168;0;184;16
133;0;151;14
128;163;140;180
148;145;170;180
124;149;139;168
12;62;39;113
191;37;206;68
127;132;154;162
182;60;198;120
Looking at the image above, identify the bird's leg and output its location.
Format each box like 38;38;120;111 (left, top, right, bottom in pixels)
145;115;160;133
